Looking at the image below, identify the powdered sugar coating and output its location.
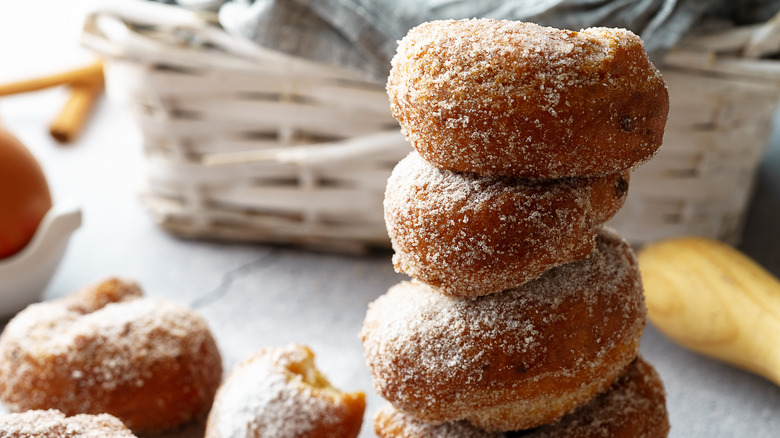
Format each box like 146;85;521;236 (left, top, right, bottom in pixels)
373;356;669;438
361;228;646;431
0;410;136;438
0;278;223;433
205;344;365;438
385;152;629;297
388;19;668;178
376;405;503;438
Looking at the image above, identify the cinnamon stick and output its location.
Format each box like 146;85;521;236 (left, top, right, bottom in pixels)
0;61;104;97
49;80;104;144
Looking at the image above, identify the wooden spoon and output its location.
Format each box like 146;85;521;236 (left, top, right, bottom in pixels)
638;237;780;385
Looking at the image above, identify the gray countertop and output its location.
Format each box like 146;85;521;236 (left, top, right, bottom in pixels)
2;2;780;437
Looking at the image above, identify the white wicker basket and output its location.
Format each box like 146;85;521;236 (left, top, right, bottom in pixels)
609;17;780;244
81;1;780;250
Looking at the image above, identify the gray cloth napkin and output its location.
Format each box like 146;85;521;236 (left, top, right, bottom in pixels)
156;0;780;84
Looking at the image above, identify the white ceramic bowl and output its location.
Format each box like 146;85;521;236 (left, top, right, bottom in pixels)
0;203;82;318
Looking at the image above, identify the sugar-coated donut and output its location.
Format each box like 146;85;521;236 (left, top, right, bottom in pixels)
385;152;629;297
205;344;366;438
361;228;645;431
387;19;668;179
0;278;223;433
374;356;669;438
0;410;137;438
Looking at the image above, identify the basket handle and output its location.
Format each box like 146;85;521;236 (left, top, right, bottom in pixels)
88;0;216;29
82;0;261;66
744;11;780;58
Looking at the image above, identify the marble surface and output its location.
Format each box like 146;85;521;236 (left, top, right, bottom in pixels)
2;1;780;437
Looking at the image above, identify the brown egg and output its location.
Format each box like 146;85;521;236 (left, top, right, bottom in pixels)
0;128;52;259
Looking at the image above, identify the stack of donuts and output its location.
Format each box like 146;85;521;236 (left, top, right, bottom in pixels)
361;19;671;437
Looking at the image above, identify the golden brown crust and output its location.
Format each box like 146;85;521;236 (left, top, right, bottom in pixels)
589;171;630;224
205;344;366;438
387;19;668;179
361;228;646;431
0;410;137;438
384;152;629;297
374;356;669;438
0;278;223;434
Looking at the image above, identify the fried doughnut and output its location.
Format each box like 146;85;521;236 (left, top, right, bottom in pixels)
361;228;645;431
374;356;669;438
387;19;669;179
0;410;137;438
205;344;366;438
0;278;223;433
385;152;629;297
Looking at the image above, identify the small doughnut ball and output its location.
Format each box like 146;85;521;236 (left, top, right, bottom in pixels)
361;228;645;431
384;152;629;297
205;344;366;438
387;19;669;179
0;410;136;438
374;356;669;438
0;278;223;434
